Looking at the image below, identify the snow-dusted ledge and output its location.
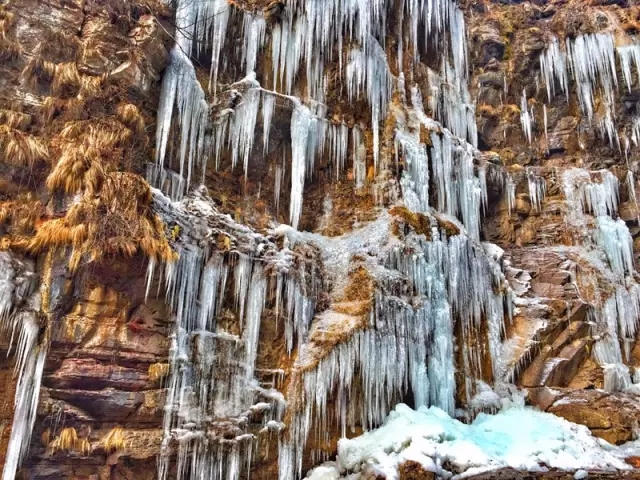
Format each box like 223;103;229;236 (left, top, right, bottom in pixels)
307;403;640;479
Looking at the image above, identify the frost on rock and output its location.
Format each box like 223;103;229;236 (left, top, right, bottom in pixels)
307;403;640;479
563;168;619;227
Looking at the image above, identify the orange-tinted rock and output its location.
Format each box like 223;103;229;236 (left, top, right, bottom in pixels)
548;391;640;444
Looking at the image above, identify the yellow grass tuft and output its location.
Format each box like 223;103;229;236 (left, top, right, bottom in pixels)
148;362;170;382
0;7;14;39
47;118;137;196
48;427;91;456
31;172;176;270
78;74;106;98
36;28;80;61
0;109;31;130
46;143;106;196
41;96;83;125
0;193;41;242
116;104;146;135
100;427;127;453
21;57;56;88
22;58;105;97
0;126;49;166
0;7;20;61
59;118;134;150
51;62;82;95
0;37;20;62
41;428;51;446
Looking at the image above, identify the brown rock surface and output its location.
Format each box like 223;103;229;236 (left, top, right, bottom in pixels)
2;0;640;478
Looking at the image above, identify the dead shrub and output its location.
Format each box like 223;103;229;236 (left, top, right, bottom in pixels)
30;172;176;270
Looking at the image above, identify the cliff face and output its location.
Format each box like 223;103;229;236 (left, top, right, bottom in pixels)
2;0;640;479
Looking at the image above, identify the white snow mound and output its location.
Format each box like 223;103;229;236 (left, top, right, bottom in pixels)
307;403;640;479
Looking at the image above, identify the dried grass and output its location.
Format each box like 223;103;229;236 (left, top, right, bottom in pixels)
46;143;106;195
35;29;80;61
0;192;41;243
100;427;127;453
116;103;146;135
0;37;21;62
22;58;106;97
0;7;14;40
41;428;51;446
0;7;20;61
51;62;82;95
47;118;137;195
31;172;176;270
0;126;49;166
21;57;56;89
48;427;91;456
59;117;134;149
0;109;31;130
148;362;169;382
41;96;83;125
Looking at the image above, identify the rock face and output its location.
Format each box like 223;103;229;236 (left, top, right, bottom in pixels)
1;0;640;478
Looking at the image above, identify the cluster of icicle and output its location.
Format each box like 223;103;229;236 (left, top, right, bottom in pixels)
503;166;547;217
208;89;368;229
148;188;320;480
0;252;46;480
562;168;640;392
151;0;476;229
278;224;512;479
147;0;514;478
396;86;485;239
536;33;640;150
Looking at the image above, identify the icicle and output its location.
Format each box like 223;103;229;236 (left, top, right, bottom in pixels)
230;78;261;178
596;216;634;276
346;39;392;170
244;266;267;381
397;129;430;213
3;315;47;480
195;0;230;95
598;108;620;151
505;174;516;216
242;13;267;75
520;90;533;144
353;126;367;189
527;169;546;212
616;44;640;92
262;93;275;153
591;288;638;392
234;254;253;328
290;102;312;230
539;37;569;102
563;168;619;218
566;33;617;122
427;62;478;146
153;46;209;193
279;225;511;480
